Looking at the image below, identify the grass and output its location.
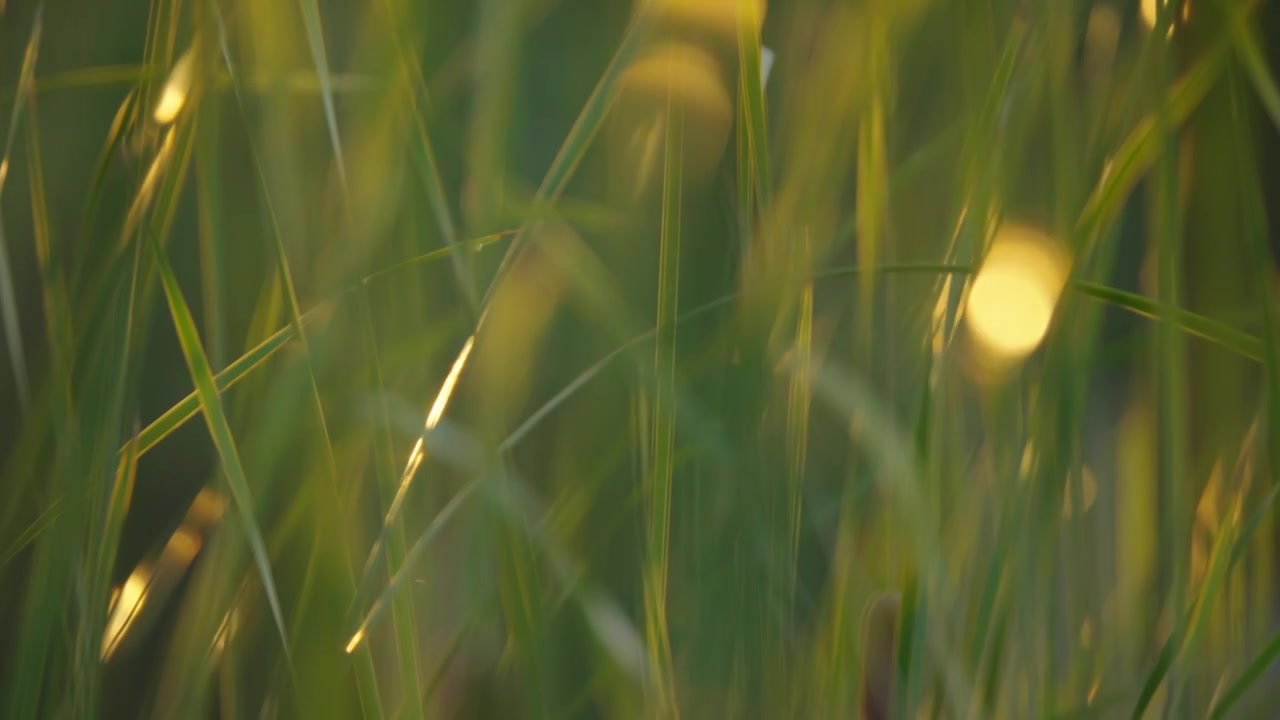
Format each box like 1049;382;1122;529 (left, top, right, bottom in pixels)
2;0;1280;717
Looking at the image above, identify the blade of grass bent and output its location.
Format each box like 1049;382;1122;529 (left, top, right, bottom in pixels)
0;4;43;413
1075;40;1228;254
1229;5;1280;131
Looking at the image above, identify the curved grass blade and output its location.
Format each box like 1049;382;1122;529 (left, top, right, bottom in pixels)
1230;24;1280;474
147;225;293;664
1230;3;1280;131
79;89;139;248
1075;40;1229;252
1070;281;1263;361
0;3;43;413
1130;504;1238;718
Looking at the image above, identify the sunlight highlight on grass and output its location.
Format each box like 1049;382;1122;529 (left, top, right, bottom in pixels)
1140;0;1190;37
101;570;149;660
347;332;476;657
965;224;1069;363
153;47;194;125
100;527;202;660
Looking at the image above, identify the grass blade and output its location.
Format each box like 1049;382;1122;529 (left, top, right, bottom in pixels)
1130;503;1238;718
360;286;424;720
1075;40;1228;252
0;3;42;413
1208;628;1280;719
642;80;682;717
294;0;347;189
735;0;771;212
0;495;61;569
148;224;293;663
1230;5;1280;131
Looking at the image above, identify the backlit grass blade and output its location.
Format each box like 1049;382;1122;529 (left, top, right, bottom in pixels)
195;92;226;369
345;482;479;654
295;0;348;189
24;93;74;388
784;282;813;622
1231;63;1280;583
1130;501;1238;719
1229;5;1280;131
148;225;293;664
1075;41;1228;252
480;10;651;307
129;317;300;457
79;89;139;248
123;232;513;460
351;12;656;627
375;0;472;310
735;0;771;212
0;3;42;413
813;262;1265;362
642;82;682;717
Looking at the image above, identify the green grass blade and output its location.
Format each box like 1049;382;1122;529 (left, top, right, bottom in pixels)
1230;5;1280;131
361;286;424;720
148;225;293;664
1227;22;1280;477
0;3;43;413
1208;628;1280;719
345;482;478;653
378;0;473;312
784;282;813;624
1130;509;1238;719
294;0;348;189
735;0;771;212
480;11;651;307
123;232;512;460
0;495;62;569
1075;41;1228;251
129;317;299;457
78;89;139;249
642;84;682;717
195;94;226;369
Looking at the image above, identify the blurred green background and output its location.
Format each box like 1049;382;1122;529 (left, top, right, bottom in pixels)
3;0;1280;717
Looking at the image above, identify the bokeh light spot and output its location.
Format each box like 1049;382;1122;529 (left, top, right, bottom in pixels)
965;224;1069;363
